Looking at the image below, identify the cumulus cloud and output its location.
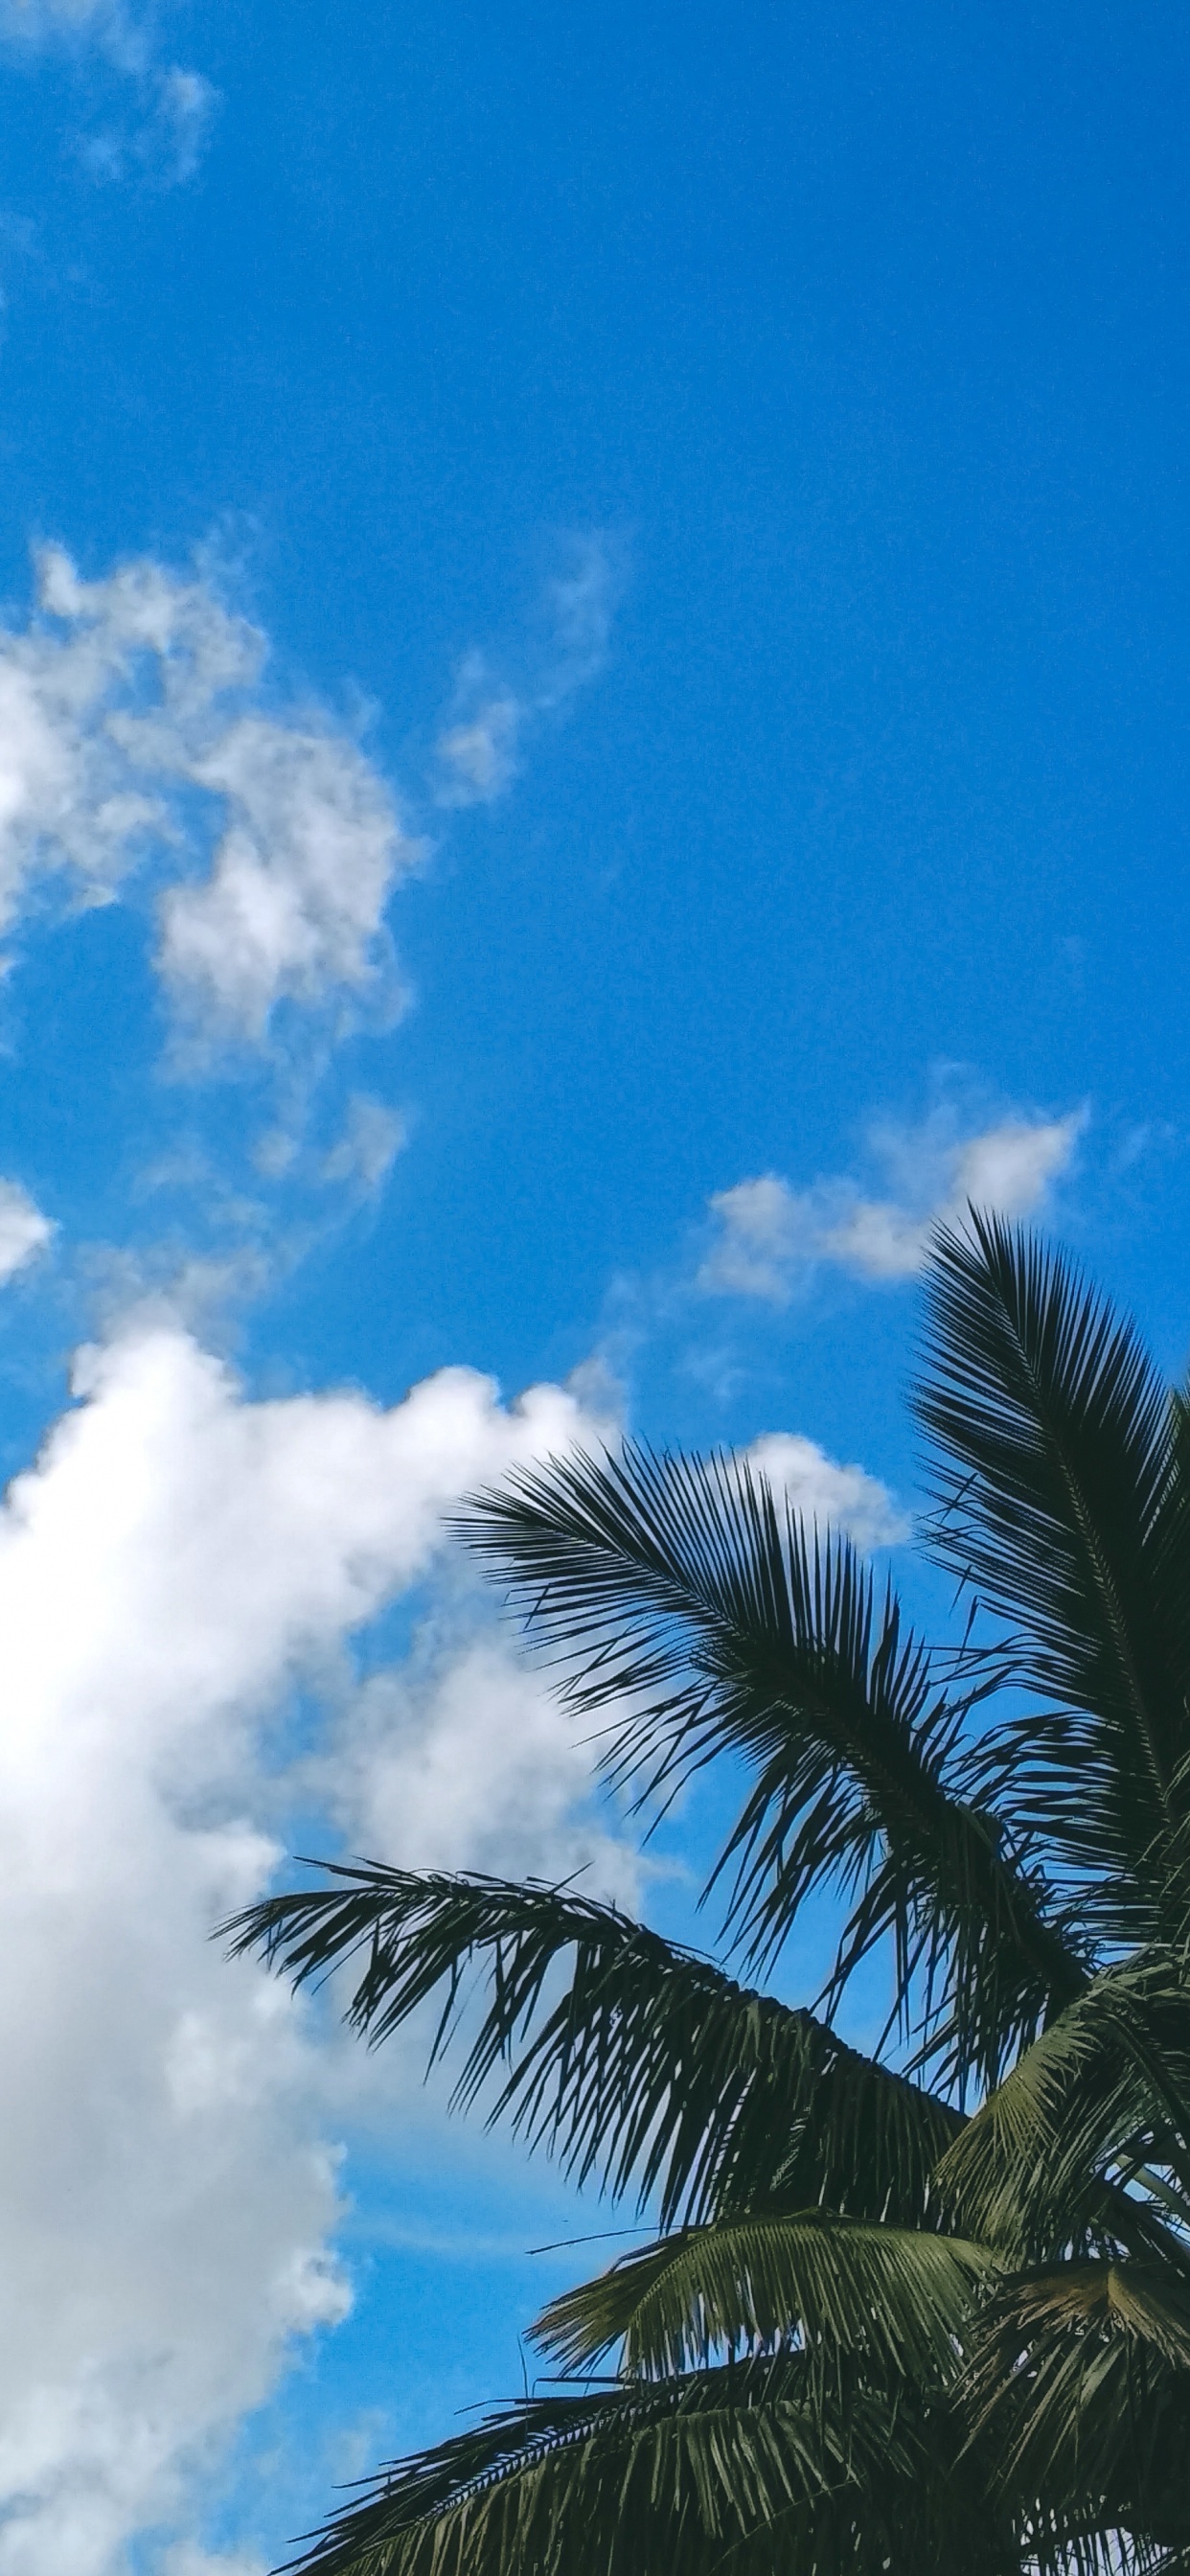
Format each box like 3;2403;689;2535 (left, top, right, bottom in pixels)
701;1108;1083;1301
0;1322;621;2575
434;535;621;808
0;1176;54;1279
0;544;415;1044
745;1431;905;1550
318;1633;640;1905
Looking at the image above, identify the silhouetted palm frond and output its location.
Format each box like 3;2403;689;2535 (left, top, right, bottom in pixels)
223;1867;960;2228
915;1213;1190;1943
456;1445;1087;2084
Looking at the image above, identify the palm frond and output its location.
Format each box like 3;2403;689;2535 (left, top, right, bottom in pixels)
455;1444;1087;2084
914;1213;1190;1930
273;2361;1022;2576
532;2208;995;2380
961;2263;1190;2554
935;1955;1190;2260
222;1866;960;2228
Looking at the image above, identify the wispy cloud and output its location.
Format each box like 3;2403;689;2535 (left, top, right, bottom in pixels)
318;1093;406;1192
0;0;139;58
433;534;622;808
0;0;219;185
0;1176;54;1280
79;63;219;188
0;543;419;1048
701;1105;1085;1301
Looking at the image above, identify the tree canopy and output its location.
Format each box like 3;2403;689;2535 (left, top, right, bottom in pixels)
226;1213;1190;2574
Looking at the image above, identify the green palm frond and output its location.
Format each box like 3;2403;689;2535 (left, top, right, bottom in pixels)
531;2208;995;2380
961;2263;1190;2553
222;1866;960;2227
273;2362;1021;2576
456;1444;1087;2083
936;1955;1190;2259
914;1212;1190;1931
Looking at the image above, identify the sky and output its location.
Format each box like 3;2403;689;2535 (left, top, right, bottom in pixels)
0;1;1187;2568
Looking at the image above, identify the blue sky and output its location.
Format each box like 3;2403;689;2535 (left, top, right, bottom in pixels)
0;3;1188;2569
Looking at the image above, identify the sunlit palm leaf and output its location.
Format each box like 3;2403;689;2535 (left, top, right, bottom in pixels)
222;1867;960;2227
456;1445;1086;2082
936;1955;1190;2260
532;2208;995;2379
962;2264;1190;2555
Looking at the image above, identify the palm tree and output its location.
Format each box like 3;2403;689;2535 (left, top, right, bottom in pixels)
227;1213;1190;2574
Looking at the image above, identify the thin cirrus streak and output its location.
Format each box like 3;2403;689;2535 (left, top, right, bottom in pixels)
433;535;623;807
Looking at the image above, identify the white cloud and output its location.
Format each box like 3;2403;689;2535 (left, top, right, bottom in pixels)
701;1109;1084;1301
0;1322;622;2575
745;1431;905;1550
319;1633;640;1906
434;535;620;808
0;1177;53;1279
699;1173;805;1300
0;544;416;1044
157;717;406;1041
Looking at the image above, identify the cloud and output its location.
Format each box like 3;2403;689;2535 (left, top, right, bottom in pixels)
0;0;218;185
316;1632;640;1906
0;1176;53;1279
163;2552;266;2576
0;544;417;1045
434;661;522;806
701;1108;1084;1301
79;65;220;187
0;1321;623;2575
157;719;405;1043
0;0;134;53
745;1431;905;1550
434;535;621;808
146;63;217;180
700;1174;802;1301
319;1093;406;1191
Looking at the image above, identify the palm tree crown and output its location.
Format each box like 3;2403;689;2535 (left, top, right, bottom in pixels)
226;1213;1190;2574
